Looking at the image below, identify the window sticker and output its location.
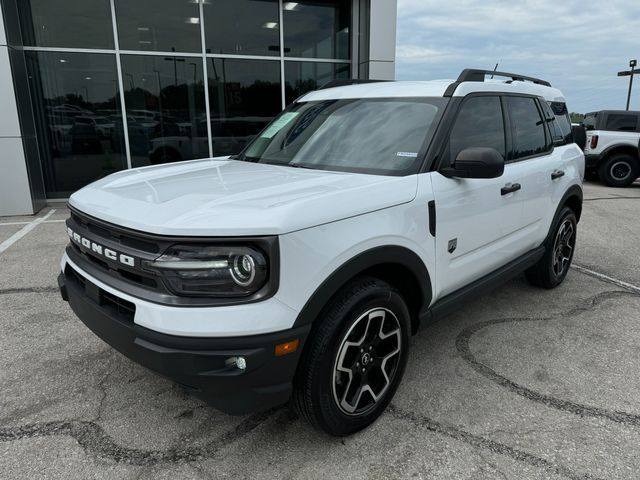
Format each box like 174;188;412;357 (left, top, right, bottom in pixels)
260;112;300;139
396;151;418;158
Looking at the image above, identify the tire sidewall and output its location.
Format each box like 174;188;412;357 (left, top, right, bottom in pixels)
600;155;639;187
544;207;577;286
313;282;410;435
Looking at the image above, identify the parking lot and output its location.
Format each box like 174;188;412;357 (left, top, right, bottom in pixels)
1;180;639;480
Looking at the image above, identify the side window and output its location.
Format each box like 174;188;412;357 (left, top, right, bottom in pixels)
605;114;638;132
506;96;549;160
548;101;573;145
448;96;505;164
539;101;564;146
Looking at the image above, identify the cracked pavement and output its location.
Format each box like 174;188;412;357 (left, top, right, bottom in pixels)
1;181;640;479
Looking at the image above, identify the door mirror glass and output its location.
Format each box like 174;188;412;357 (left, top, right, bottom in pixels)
443;147;505;179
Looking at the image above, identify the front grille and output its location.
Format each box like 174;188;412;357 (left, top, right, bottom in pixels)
71;211;160;254
67;209;163;295
65;264;136;322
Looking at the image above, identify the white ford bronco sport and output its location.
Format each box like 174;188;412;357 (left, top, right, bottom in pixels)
58;69;585;436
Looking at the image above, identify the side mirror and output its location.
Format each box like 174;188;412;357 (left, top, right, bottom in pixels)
571;124;587;151
442;147;505;179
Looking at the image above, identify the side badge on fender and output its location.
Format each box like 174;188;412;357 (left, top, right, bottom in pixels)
448;238;457;254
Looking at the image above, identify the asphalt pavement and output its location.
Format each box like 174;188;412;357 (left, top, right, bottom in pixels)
1;180;639;479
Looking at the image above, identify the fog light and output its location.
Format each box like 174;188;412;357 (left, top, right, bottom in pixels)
236;356;247;370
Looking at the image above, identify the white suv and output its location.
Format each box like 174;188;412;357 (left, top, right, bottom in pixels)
58;69;584;436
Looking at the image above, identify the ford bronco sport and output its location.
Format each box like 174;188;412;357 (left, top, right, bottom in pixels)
58;69;585;436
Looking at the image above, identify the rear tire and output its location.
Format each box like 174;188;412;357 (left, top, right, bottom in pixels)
598;154;639;187
292;277;410;436
525;207;577;289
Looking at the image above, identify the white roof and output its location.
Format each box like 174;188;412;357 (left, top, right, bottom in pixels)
299;79;566;104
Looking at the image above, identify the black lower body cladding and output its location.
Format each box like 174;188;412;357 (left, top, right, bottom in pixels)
58;270;310;415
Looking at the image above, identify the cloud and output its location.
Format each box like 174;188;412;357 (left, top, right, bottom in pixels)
395;0;640;112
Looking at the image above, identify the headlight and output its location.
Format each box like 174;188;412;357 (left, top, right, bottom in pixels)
142;245;268;297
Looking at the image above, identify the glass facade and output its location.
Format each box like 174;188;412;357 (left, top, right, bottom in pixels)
16;0;353;198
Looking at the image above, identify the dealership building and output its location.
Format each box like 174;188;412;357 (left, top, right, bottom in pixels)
0;0;397;216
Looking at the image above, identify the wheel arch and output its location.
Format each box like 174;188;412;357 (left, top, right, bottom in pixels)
292;246;433;335
547;185;583;246
599;144;639;165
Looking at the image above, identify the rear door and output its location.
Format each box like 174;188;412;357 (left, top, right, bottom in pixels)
430;95;525;298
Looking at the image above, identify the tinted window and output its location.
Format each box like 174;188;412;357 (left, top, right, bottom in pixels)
548;101;572;145
284;61;350;105
448;96;505;163
121;55;207;167
605;114;638;132
115;0;202;52
283;1;350;59
18;0;114;49
204;0;280;56
242;98;446;175
25;51;127;198
507;96;548;160
583;113;598;130
208;58;282;156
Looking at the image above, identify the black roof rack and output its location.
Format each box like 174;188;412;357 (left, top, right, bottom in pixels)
319;78;391;90
457;68;552;87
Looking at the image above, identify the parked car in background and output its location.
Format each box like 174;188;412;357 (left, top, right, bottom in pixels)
74;116;115;139
148;117;272;164
582;110;640;186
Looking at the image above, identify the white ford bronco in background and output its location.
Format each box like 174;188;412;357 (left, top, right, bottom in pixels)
583;109;640;187
58;69;584;436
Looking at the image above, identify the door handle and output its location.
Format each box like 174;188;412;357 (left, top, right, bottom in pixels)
551;170;565;180
501;182;521;195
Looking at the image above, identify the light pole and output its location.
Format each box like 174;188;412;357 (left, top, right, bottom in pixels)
617;59;638;111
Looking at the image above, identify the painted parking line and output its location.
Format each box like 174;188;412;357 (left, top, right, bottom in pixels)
0;209;56;255
0;218;65;226
573;264;640;294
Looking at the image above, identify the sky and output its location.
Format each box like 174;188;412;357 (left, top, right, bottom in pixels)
395;0;640;114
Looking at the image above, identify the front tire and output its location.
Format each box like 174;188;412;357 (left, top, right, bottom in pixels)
293;277;410;436
598;154;639;187
525;207;577;289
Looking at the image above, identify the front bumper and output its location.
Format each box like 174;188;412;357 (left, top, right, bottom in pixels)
58;268;310;415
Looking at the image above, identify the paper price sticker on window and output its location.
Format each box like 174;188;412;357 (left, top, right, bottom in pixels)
396;152;418;158
260;112;300;139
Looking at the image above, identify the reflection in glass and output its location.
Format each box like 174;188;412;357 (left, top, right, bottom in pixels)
115;0;202;53
121;55;207;167
283;1;350;59
26;51;127;198
208;59;281;156
204;0;280;56
284;61;349;105
18;0;114;49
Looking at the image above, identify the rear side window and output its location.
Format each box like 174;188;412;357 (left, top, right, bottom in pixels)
506;96;549;160
448;96;506;164
549;102;572;144
605;114;638;132
541;101;572;146
583;113;598;130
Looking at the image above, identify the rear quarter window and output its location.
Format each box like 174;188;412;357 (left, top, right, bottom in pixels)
605;114;639;132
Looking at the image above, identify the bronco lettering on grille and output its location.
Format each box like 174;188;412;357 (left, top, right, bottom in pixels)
67;227;135;267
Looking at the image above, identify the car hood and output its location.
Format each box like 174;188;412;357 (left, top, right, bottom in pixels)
69;158;418;236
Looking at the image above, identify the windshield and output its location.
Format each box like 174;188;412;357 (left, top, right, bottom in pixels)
236;97;447;175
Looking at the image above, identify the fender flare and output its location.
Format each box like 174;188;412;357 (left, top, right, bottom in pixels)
292;245;433;329
544;184;583;245
598;144;639;163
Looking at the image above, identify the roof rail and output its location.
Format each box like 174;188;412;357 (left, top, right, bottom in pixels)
457;68;552;87
318;78;391;90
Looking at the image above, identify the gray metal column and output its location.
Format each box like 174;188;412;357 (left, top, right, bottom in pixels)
359;0;397;81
